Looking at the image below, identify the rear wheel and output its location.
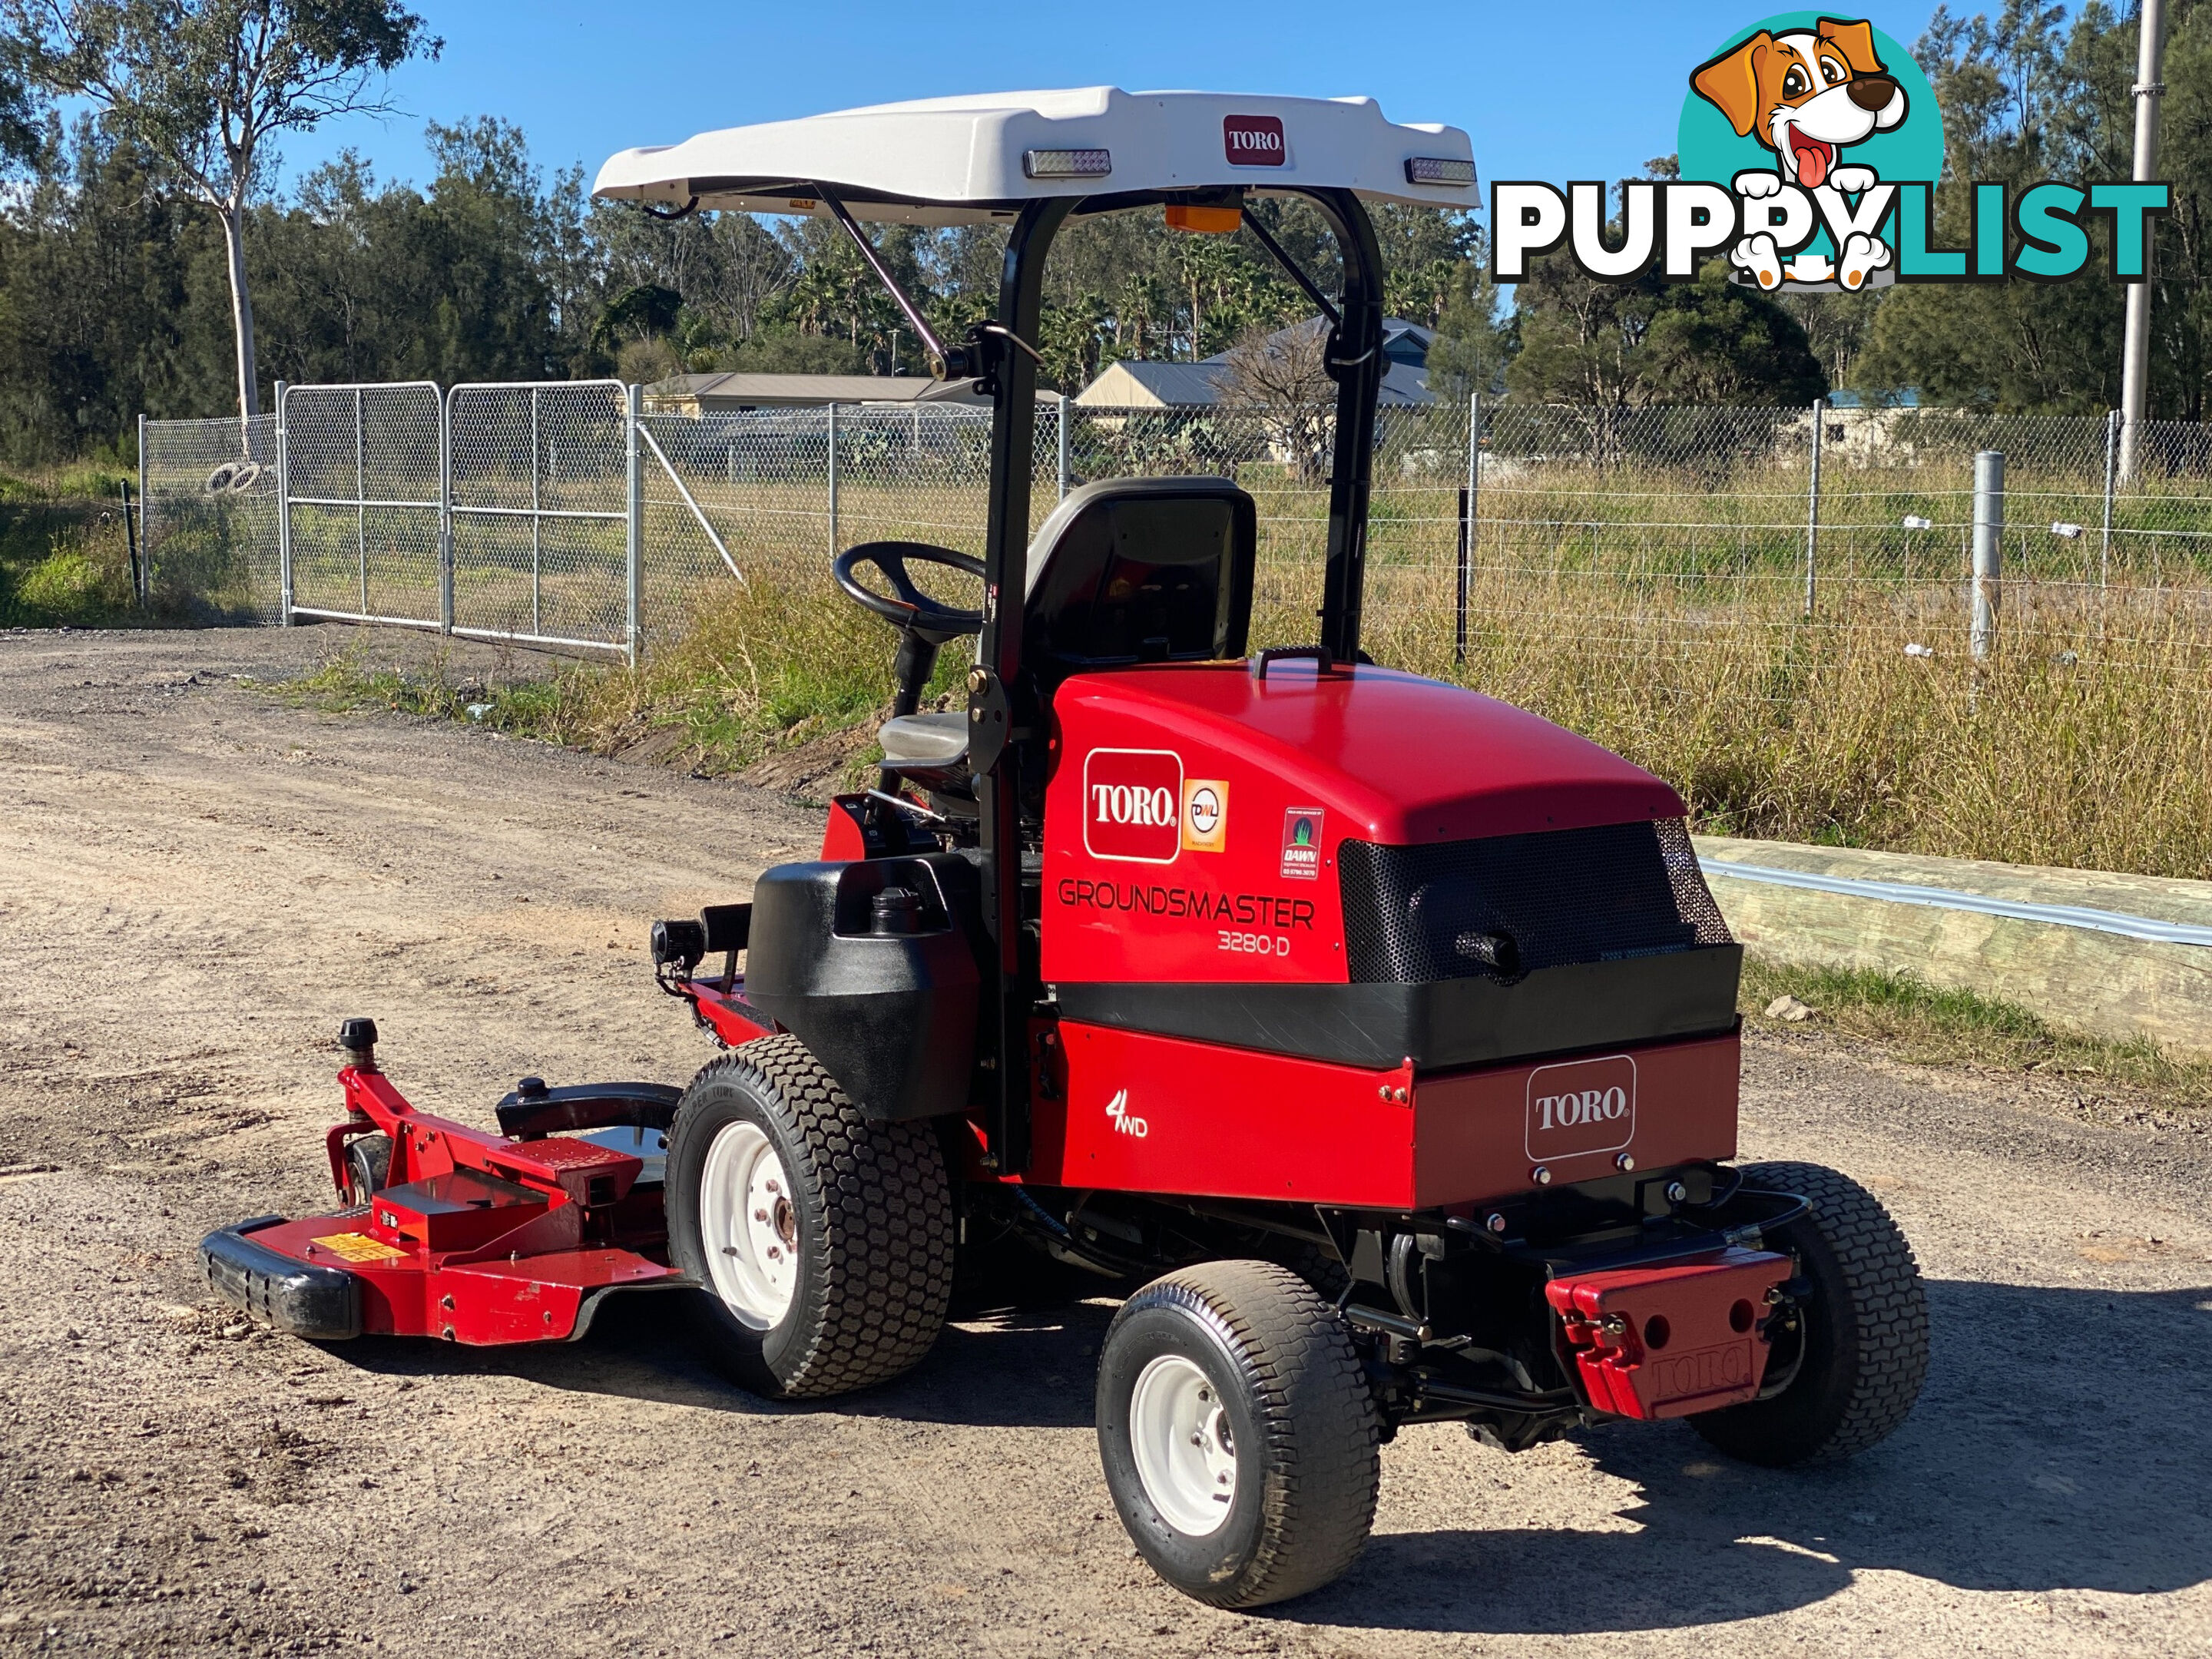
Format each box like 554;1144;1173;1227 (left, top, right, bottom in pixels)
1097;1260;1379;1608
1691;1160;1928;1465
664;1036;954;1399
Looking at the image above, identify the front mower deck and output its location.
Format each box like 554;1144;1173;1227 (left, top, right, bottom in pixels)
199;1022;690;1345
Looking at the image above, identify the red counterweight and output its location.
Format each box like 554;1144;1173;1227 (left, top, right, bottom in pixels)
1545;1248;1795;1421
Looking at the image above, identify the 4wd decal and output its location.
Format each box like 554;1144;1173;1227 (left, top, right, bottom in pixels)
1105;1089;1149;1137
1279;808;1325;880
1084;748;1184;864
1525;1055;1637;1163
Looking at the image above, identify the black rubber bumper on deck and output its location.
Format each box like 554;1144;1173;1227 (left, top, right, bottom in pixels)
199;1215;361;1341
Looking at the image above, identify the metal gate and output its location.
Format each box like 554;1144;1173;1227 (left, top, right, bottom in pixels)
278;382;444;631
275;379;640;657
445;381;635;654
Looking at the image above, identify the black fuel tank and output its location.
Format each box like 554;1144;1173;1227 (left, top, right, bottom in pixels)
743;854;983;1121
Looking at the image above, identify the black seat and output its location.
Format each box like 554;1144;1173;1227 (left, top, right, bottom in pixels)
878;476;1257;777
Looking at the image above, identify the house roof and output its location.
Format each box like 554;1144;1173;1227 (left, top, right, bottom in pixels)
1075;317;1438;408
594;88;1475;227
644;373;1025;406
1074;362;1231;408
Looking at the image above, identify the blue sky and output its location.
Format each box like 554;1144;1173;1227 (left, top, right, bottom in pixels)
273;2;1945;199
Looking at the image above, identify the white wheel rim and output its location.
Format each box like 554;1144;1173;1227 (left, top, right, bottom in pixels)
698;1121;798;1329
1129;1355;1238;1536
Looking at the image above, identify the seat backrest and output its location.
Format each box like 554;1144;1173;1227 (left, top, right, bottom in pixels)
1023;476;1256;689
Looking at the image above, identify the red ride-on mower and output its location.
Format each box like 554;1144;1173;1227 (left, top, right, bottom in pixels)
202;89;1929;1608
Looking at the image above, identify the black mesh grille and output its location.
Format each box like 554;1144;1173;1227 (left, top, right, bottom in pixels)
1338;818;1733;985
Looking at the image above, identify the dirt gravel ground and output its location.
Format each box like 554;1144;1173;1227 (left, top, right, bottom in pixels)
2;625;2209;1659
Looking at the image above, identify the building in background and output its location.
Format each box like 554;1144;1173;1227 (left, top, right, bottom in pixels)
644;373;1059;416
1075;319;1436;409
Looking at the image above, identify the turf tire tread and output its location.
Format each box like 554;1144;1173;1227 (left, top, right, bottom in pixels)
678;1036;954;1399
1138;1260;1380;1607
1698;1158;1929;1464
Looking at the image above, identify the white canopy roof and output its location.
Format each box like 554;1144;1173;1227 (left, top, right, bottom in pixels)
592;88;1475;226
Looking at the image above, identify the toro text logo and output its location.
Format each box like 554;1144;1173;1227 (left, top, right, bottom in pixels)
1224;114;1286;167
1084;748;1184;865
1492;12;2169;293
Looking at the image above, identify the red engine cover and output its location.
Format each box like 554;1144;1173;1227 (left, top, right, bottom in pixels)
1024;1024;1739;1209
1040;661;1686;985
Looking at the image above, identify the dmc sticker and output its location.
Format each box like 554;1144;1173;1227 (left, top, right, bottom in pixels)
1279;807;1325;880
1181;779;1228;853
1084;748;1184;865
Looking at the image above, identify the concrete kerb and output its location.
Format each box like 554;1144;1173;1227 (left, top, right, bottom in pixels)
1696;836;2212;1059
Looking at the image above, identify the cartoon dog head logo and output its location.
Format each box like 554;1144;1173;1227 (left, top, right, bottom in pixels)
1679;13;1942;294
1691;18;1906;190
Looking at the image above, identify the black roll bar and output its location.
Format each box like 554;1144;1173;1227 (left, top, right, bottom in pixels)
862;186;1389;1173
973;196;1076;1172
1302;188;1388;664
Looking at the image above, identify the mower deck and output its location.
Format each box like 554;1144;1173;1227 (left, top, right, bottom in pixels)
197;1029;690;1346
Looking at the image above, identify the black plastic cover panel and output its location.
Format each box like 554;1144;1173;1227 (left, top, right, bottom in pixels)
743;855;984;1120
1339;817;1732;985
1056;946;1743;1071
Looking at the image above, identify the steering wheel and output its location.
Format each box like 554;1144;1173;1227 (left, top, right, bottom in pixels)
833;541;986;644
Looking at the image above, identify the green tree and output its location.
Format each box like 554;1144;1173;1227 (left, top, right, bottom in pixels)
3;0;435;427
0;117;208;455
1507;250;1823;407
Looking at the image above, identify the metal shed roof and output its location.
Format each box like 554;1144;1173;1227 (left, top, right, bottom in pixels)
644;373;996;406
593;88;1475;226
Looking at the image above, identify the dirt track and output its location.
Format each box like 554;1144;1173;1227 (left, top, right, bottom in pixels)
2;625;2209;1658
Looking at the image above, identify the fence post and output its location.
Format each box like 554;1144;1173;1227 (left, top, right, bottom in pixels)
1804;399;1823;618
119;478;140;608
1457;390;1478;668
826;400;840;556
2101;407;2119;589
529;386;543;637
436;389;455;634
134;412;147;607
626;382;643;667
1971;449;2004;660
1058;396;1071;501
274;379;292;626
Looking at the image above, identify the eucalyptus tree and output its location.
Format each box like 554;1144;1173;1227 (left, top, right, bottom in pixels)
2;0;436;430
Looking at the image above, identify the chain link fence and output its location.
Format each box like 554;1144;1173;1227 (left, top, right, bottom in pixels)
137;412;280;620
139;384;2212;690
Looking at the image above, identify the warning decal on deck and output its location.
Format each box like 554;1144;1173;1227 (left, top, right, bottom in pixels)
310;1232;408;1263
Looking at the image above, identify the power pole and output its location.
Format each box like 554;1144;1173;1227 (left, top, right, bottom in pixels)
2119;0;2168;482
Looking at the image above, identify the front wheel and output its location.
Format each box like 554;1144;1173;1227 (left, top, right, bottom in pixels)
1691;1160;1929;1465
341;1134;391;1206
664;1036;954;1399
1097;1260;1380;1608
